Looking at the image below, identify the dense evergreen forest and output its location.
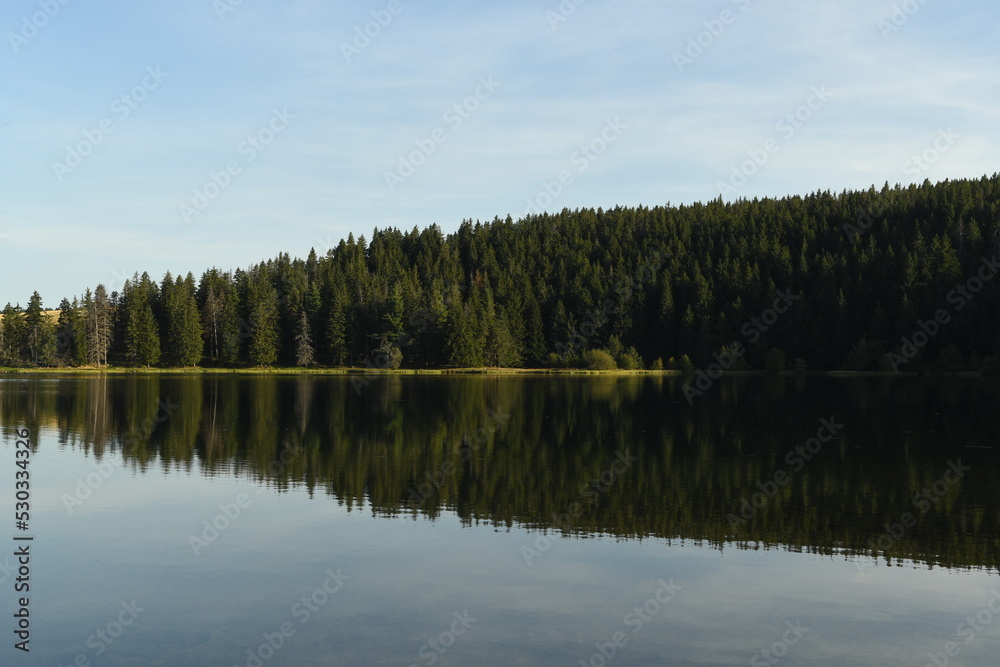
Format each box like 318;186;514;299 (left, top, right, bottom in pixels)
2;174;1000;371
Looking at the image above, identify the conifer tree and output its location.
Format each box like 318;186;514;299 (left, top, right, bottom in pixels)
294;309;316;367
123;274;161;366
246;270;280;366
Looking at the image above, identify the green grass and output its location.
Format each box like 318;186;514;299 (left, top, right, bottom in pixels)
0;366;989;377
0;365;693;376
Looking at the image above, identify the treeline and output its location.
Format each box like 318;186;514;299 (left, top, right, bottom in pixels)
2;174;1000;370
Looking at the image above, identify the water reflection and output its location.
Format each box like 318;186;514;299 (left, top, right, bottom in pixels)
2;374;998;572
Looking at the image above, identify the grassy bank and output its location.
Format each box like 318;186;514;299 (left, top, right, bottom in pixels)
2;366;989;377
0;365;692;376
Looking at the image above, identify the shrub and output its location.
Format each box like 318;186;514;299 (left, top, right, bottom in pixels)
618;346;643;370
583;349;618;370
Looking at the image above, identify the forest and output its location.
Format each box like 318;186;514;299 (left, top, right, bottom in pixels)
2;174;999;371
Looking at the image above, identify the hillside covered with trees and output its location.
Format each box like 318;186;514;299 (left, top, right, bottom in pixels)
2;175;1000;371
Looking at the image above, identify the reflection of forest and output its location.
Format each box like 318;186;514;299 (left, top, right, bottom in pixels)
3;374;998;571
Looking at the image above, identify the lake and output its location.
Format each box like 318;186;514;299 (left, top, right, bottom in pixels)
1;374;998;666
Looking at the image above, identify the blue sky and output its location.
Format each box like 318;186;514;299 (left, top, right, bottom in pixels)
1;0;997;306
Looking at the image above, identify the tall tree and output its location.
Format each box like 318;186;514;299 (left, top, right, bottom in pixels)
122;274;161;366
246;270;280;366
87;285;112;366
25;292;56;365
163;274;203;366
294;309;316;367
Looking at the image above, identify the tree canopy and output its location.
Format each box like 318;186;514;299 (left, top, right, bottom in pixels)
3;174;999;371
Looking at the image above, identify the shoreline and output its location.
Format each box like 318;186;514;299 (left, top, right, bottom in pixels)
0;366;991;377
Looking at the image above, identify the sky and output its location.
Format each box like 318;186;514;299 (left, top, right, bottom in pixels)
0;0;997;307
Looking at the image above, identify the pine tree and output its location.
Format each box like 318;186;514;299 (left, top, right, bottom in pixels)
25;292;56;365
123;274;161;366
202;285;222;362
246;271;280;366
0;304;25;364
294;309;316;367
86;285;112;366
163;274;203;366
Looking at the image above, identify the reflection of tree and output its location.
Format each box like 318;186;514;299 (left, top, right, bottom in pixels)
3;374;999;571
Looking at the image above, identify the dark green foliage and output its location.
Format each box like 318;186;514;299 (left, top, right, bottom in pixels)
246;269;280;366
10;174;1000;369
295;309;316;367
583;349;617;370
123;273;161;366
0;304;25;364
25;292;56;365
163;274;203;366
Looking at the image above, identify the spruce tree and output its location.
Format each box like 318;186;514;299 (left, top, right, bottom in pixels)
246;271;280;366
123;274;161;366
294;309;316;367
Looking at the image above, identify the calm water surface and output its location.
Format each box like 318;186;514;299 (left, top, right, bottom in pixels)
1;374;998;666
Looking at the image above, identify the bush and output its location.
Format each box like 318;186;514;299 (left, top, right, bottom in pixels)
374;340;403;369
678;354;695;372
546;352;567;368
651;357;664;371
583;349;618;370
618;346;643;370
